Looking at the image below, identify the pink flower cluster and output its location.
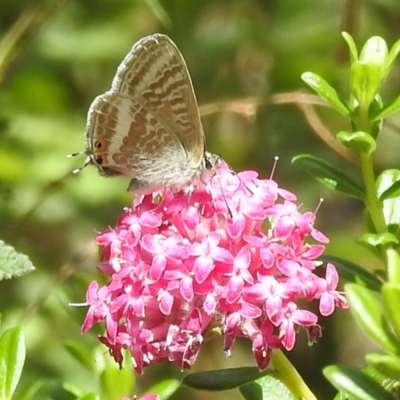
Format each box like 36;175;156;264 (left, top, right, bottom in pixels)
82;163;347;373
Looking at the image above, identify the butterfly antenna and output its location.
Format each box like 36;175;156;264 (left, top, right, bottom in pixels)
67;152;92;174
216;174;233;219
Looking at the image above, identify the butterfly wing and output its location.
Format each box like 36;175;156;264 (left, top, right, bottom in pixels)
86;90;193;191
110;34;205;166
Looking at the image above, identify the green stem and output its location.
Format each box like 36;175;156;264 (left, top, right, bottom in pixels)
359;153;387;235
387;248;400;284
271;349;317;400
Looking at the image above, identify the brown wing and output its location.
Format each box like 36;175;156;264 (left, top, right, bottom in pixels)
110;34;205;165
85;91;189;181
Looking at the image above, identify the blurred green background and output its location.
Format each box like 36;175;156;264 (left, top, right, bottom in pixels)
2;0;400;399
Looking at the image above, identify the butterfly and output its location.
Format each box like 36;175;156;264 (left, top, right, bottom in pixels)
72;34;220;195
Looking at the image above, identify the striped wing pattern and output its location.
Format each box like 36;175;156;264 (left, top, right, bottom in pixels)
84;34;206;194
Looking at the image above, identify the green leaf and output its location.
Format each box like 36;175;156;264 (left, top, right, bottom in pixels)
182;367;271;391
382;283;400;340
379;179;400;201
0;240;35;280
62;381;85;397
345;283;399;353
239;374;296;400
301;72;351;116
342;32;358;64
292;155;365;199
376;170;400;228
146;379;180;400
350;61;381;108
100;362;135;400
384;38;400;79
77;394;100;400
0;327;26;400
360;233;398;247
336;131;376;155
372;94;400;121
363;365;400;393
11;379;45;400
366;353;400;381
324;364;394;400
321;255;382;292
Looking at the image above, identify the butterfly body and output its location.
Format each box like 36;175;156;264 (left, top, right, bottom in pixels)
81;34;219;195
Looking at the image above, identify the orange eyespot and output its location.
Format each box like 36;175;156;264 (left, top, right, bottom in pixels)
94;140;107;149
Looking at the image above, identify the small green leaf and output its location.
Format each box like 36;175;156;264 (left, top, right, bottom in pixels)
182;367;271;391
62;381;85;397
372;94;400;120
239;374;296;400
363;364;400;393
360;233;398;247
379;179;400;201
301;72;351;116
0;327;26;400
77;394;100;400
292;155;365;199
336;131;376;155
376;170;400;228
0;240;35;280
321;255;382;292
382;283;400;340
350;61;381;108
324;365;394;400
146;379;180;400
384;38;400;78
345;284;399;353
359;36;388;79
366;353;400;381
342;32;358;64
13;379;45;400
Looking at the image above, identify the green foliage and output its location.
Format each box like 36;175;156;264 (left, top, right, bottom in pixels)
0;241;35;280
182;367;272;391
302;32;400;399
324;365;395;400
292;155;365;199
0;327;25;400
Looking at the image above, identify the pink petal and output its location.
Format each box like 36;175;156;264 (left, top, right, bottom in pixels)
228;214;245;238
159;291;174;315
227;275;244;303
291;309;318;326
149;254;166;281
274;215;295;238
180;276;194;302
194;256;214;283
139;211;161;227
212;247;235;264
319;293;335;316
326;263;339;288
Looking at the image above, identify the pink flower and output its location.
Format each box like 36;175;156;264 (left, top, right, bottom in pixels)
121;395;159;400
81;162;347;372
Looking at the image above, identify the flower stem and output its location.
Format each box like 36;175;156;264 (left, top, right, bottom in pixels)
359;153;387;235
271;349;317;400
